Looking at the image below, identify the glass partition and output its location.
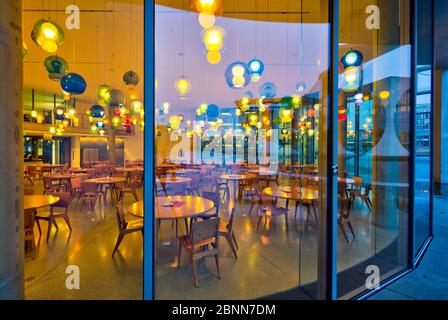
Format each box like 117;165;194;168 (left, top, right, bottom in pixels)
414;0;433;255
154;0;330;299
336;0;411;298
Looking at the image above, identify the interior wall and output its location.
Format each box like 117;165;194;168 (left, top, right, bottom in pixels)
124;128;144;161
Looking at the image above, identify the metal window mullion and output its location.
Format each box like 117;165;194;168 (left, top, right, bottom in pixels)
325;0;339;301
143;0;155;301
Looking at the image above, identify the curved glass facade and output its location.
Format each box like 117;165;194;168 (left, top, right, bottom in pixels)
0;0;437;301
146;0;435;300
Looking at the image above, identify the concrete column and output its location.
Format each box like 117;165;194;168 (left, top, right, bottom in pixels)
107;112;116;164
0;0;24;299
71;136;81;168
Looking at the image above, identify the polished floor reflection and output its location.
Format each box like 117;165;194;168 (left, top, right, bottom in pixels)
24;174;397;300
155;177;396;300
24;183;143;300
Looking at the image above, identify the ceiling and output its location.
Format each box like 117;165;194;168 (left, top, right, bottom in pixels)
22;0;406;117
23;0;144;110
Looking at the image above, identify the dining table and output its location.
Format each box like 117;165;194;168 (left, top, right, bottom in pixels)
263;186;319;225
128;196;214;245
86;177;126;204
219;173;256;203
24;195;60;210
156;176;192;195
165;168;200;175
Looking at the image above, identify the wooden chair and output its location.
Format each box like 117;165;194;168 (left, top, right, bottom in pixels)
338;197;355;242
69;177;83;199
24;209;37;258
117;171;140;202
360;183;372;210
256;192;289;235
24;167;35;185
185;174;201;196
177;217;221;288
198;191;220;219
112;202;144;257
349;176;363;201
80;182;102;209
35;193;72;242
211;174;230;205
42;176;61;195
218;207;238;259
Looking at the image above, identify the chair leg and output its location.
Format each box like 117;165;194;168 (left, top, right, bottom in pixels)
224;233;238;259
191;256;199;288
248;203;254;216
231;231;239;250
184;218;189;234
36;219;42;236
132;191;139;202
46;219;53;242
284;212;289;232
214;253;221;279
338;222;349;243
177;242;182;267
256;216;263;231
112;233;125;257
347;221;355;238
63;215;72;232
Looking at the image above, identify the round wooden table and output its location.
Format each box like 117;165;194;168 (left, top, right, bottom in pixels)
46;173;88;180
263;186;318;201
69;168;96;174
128;196;214;245
24;195;60;210
247;169;277;176
166;168;200;175
114;167;144;173
219;174;256;202
263;186;319;224
86;177;126;204
157;177;192;196
128;196;214;219
156;163;177;169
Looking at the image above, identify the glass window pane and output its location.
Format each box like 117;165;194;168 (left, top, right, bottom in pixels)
336;0;411;298
154;0;329;299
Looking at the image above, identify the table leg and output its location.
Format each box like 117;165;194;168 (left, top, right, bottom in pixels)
233;180;237;203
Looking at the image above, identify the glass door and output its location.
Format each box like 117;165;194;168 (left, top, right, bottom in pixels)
153;0;331;300
336;0;412;299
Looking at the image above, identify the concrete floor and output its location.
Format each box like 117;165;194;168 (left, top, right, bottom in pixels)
24;178;398;300
370;193;448;300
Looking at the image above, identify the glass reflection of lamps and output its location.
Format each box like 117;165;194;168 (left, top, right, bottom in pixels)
31;19;65;53
341;50;364;68
225;62;251;89
248;58;264;83
60;73;87;96
44;55;68;81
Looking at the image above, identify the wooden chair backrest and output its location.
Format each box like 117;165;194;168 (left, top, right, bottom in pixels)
202;191;220;217
51;192;71;208
191;217;220;245
227;207;236;232
115;201;127;231
43;176;55;188
70;177;82;189
82;182;98;194
363;183;372;196
338;181;347;195
24;209;35;229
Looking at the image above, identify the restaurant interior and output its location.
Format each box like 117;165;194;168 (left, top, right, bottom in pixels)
21;0;432;300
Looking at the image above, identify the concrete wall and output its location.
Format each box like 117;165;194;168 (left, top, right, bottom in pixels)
0;0;24;299
124;128;144;161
